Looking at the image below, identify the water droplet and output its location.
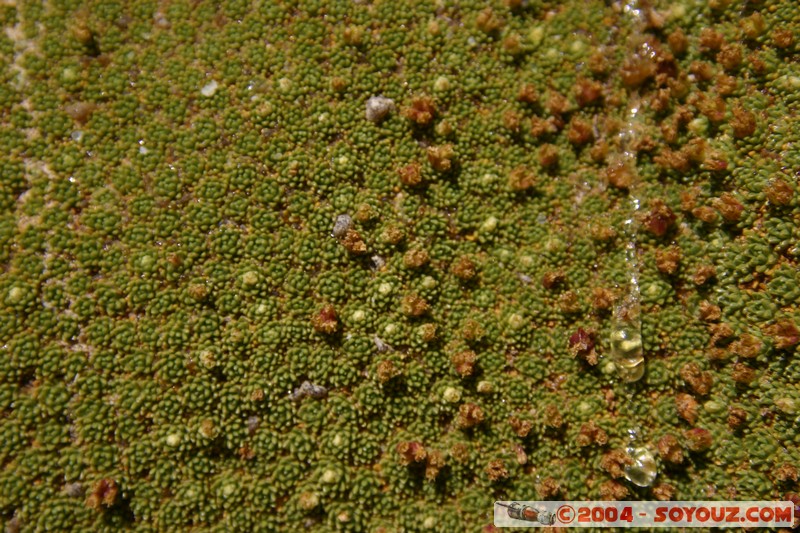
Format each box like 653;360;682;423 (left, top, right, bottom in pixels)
624;447;657;487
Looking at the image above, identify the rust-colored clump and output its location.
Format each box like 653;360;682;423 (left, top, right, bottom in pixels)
691;206;719;224
502;110;521;133
657;434;684;465
485;459;508;481
457;402;484;428
517;83;538;104
546;90;570;116
567;117;594;145
765;177;794;206
542;270;566;290
402;96;436;126
727;407;748;431
698;301;721;322
451;350;477;377
600;450;633;479
576;420;608;447
765;320;800;350
591;287;615;311
699;28;724;52
599;480;629;501
530;116;559;138
655;246;681;275
450;256;476;281
653;483;676;501
679;362;713;396
676;392;699;424
604;160;636;189
575;77;603;107
730;106;756;138
475;7;503;34
716;43;742;71
709;322;735;347
620;52;656;88
537;477;561;498
397;441;427;465
538;143;560;168
508;166;536;191
311;305;338;334
86;479;118;510
403;248;430;269
643;199;677;237
376;359;399;383
398;163;422;187
730;333;761;358
684;428;713;452
509;416;532;438
772;28;795;49
667;28;689;55
401;294;429;317
543;404;564;429
732;363;757;385
427;144;455;172
569;328;597;365
340;229;367;254
713;193;744;222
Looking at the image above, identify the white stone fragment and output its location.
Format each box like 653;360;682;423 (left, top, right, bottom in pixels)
200;80;218;97
365;96;395;123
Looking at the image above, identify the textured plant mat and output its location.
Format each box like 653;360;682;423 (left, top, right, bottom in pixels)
0;0;798;531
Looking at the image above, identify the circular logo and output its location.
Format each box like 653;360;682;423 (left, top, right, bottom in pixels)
557;505;575;524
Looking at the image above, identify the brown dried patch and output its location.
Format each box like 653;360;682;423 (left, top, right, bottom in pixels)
684;428;713;452
698;301;721;322
508;166;536;191
86;479;118;510
451;350;477;377
475;7;503;34
543;404;564;429
451;256;476;281
567;117;594;145
680;362;713;396
655;247;681;275
652;483;676;501
729;333;761;358
401;294;429;317
657;434;684;465
604;160;636;189
599;480;629;501
402;96;436;126
600;450;632;479
643;200;677;237
502;110;521;133
699;28;724;52
691;206;718;224
772;28;794;49
398;163;422;187
403;248;430;269
312;305;339;334
730;106;756;139
457;402;484;429
576;420;608;447
575;77;603;107
340;229;367;254
765;178;794;206
731;363;756;385
676;392;699;424
764;320;800;350
397;441;427;465
716;43;742;71
713;193;744;222
591;287;615;311
569;328;597;365
427;144;455;172
667;28;688;55
727;407;748;430
542;270;566;290
538;143;560;168
517;83;538;104
537;477;561;498
546;90;570;116
510;416;532;438
486;459;508;481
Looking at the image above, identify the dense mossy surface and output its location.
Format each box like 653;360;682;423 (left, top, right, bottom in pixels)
0;0;798;531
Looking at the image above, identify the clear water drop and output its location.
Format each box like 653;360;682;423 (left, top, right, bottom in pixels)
624;447;657;487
